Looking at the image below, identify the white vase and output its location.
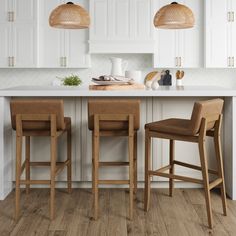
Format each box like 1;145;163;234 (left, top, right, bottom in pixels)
110;57;128;76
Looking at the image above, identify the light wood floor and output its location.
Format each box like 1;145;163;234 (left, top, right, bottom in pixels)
0;188;236;236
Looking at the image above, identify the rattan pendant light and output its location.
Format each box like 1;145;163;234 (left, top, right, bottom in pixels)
49;2;90;29
154;2;194;29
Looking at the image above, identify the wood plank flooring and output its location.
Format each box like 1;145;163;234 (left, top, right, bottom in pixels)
0;188;236;236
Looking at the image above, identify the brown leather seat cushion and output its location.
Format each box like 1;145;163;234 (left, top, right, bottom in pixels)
145;118;194;136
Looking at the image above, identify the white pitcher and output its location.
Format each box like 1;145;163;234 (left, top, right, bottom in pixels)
110;57;128;76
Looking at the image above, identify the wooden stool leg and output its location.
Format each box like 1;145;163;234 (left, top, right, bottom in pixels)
15;134;22;221
129;132;134;220
93;131;99;220
169;140;175;197
214;131;227;216
133;132;138;195
67;127;72;194
199;137;213;229
144;129;151;212
50;136;57;220
25;136;30;195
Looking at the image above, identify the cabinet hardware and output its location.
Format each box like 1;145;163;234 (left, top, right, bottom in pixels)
60;57;64;67
175;57;178;67
8;12;11;21
228;57;231;67
8;12;14;22
179;57;182;67
12;56;14;67
64;57;67;67
232;12;235;22
228;12;231;22
8;57;11;67
232;57;235;67
11;11;14;22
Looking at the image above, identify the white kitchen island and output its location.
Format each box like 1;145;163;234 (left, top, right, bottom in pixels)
0;86;235;201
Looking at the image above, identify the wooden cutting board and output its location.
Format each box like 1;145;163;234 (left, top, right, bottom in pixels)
89;83;145;90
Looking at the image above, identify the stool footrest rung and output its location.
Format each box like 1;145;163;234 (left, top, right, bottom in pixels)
20;180;50;185
149;171;203;184
98;180;129;185
99;162;129;167
173;160;218;175
209;178;223;190
154;165;172;173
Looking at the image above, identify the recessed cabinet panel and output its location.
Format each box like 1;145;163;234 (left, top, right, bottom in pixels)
113;0;130;38
92;0;108;39
13;0;36;22
12;24;37;67
0;0;9;22
154;0;202;68
0;0;37;68
205;0;229;68
65;29;91;68
38;0;64;68
154;29;176;68
135;0;152;39
0;25;11;67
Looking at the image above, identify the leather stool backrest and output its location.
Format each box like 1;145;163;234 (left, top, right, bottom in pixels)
10;99;65;131
88;99;140;131
190;98;224;135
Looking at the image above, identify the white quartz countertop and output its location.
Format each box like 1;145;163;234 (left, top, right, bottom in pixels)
0;85;235;97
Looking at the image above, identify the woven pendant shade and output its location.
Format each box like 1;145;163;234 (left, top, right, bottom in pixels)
154;2;194;29
49;2;90;29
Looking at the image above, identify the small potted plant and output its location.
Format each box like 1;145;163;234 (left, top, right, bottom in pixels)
62;74;82;86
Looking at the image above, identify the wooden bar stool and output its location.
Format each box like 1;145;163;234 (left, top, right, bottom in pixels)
144;99;227;229
88;99;140;220
10;99;72;221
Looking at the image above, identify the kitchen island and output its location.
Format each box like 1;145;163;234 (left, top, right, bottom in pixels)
0;86;235;200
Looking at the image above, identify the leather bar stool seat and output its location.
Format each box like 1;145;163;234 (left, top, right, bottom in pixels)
144;99;227;229
10;99;72;221
146;118;193;136
88;99;140;220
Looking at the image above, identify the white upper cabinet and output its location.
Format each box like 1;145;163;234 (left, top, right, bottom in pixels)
205;0;230;68
38;0;91;68
89;0;155;53
0;0;37;68
153;0;203;68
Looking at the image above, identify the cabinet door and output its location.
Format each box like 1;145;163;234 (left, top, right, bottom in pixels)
231;0;236;67
133;0;154;41
11;0;37;68
90;0;109;40
64;0;91;68
110;0;131;40
0;24;11;67
205;0;229;68
153;0;177;68
38;0;65;68
0;0;12;68
179;0;203;68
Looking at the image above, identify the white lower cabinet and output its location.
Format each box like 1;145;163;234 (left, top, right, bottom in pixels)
153;0;203;68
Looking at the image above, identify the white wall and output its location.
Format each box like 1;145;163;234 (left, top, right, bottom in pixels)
0;54;236;89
